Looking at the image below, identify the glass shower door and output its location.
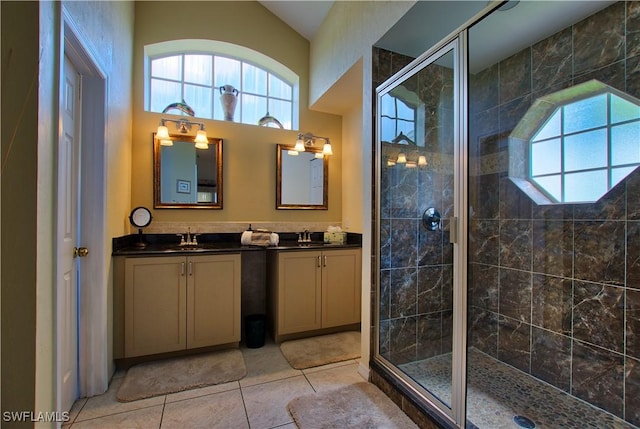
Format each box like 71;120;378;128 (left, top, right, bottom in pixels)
376;38;465;426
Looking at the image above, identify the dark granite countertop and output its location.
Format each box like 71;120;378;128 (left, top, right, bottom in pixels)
112;232;362;256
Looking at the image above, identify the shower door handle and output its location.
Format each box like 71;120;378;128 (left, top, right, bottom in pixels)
450;216;458;244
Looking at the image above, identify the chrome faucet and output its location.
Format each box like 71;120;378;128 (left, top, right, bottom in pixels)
298;229;311;243
178;227;198;246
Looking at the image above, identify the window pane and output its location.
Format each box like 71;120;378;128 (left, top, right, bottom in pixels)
268;99;292;129
612;166;637;187
214;57;241;89
533;175;562;201
564;170;607;203
532;109;561;141
611;94;640;124
184;55;212;86
269;74;292;99
531;138;561;176
381;117;396;143
243;63;267;95
184;84;212;118
151;56;182;80
396;100;414;120
396;119;415;139
564;129;607;172
563;94;607;134
241;93;267;125
611;122;640;165
150;79;181;112
381;95;397;118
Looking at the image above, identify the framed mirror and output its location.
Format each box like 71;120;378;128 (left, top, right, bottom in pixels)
153;134;223;209
276;144;328;209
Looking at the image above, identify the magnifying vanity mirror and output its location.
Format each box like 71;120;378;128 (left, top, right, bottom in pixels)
276;144;328;209
153;134;223;209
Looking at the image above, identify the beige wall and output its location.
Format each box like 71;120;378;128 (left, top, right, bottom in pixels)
131;1;342;233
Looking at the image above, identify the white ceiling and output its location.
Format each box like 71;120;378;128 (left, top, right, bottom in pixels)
258;1;334;40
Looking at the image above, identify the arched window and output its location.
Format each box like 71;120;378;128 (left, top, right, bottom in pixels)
509;80;640;204
145;40;299;129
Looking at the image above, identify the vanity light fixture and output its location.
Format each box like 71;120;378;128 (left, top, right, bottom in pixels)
156;118;209;149
293;132;333;156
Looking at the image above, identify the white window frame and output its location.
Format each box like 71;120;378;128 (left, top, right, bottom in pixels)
144;39;299;129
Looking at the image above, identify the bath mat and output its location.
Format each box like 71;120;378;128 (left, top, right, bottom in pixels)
287;382;417;428
117;349;246;402
280;331;360;369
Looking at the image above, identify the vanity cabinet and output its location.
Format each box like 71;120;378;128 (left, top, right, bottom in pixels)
268;248;361;342
117;253;241;358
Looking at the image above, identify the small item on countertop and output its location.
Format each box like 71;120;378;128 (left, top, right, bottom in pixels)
324;225;346;244
241;230;279;247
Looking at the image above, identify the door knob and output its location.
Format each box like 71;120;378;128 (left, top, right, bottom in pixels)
73;247;89;258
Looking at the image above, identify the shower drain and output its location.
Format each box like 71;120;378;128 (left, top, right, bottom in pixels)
513;415;536;428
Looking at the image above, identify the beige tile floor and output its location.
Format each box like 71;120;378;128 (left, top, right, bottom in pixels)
63;340;367;428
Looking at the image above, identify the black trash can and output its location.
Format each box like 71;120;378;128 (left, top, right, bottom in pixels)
245;314;266;348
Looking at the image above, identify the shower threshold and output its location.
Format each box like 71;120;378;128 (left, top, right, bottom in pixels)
400;348;636;429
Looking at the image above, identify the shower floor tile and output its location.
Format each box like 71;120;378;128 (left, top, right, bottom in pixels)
400;348;635;429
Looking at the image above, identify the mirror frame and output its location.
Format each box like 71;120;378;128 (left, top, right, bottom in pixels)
276;144;328;210
153;133;223;209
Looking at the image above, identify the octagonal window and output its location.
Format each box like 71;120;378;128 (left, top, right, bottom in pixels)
509;80;640;204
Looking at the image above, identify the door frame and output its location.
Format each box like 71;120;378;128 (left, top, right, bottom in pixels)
373;35;468;427
55;8;109;412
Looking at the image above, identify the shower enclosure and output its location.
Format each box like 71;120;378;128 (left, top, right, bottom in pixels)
374;1;640;428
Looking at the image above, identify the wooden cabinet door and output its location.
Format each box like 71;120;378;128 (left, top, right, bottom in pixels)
124;256;186;357
187;254;241;348
322;249;362;328
278;251;322;334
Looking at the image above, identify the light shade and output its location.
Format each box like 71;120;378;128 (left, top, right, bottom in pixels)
322;140;333;156
160;139;173;146
287;150;299;156
294;138;306;152
396;153;407;163
194;129;208;144
418;155;428;166
315;152;324;159
156;125;170;140
194;141;209;150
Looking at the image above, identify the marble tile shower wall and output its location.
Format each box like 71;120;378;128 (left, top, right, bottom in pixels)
468;2;640;425
374;50;456;367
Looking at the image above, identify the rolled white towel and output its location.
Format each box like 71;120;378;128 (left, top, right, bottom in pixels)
241;230;253;245
241;230;280;246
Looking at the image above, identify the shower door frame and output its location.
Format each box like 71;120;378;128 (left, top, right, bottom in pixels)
374;33;469;428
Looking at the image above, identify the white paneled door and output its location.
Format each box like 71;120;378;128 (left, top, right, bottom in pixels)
57;54;81;413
